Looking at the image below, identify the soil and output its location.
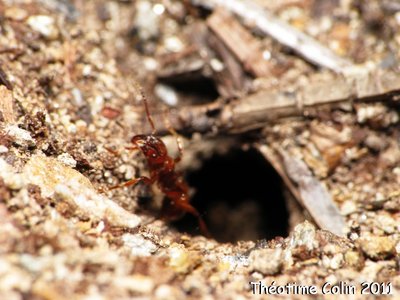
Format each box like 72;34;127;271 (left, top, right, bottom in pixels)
0;1;399;299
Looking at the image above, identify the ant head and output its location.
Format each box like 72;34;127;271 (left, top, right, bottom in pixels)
131;135;167;164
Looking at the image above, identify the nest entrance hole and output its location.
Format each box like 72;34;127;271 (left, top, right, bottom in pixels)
172;147;290;243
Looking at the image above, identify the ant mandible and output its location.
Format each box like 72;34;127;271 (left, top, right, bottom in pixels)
109;86;210;237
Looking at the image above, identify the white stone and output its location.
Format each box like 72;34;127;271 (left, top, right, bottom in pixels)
122;233;157;256
27;15;59;40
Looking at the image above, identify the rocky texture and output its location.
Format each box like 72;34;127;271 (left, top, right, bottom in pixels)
0;1;399;299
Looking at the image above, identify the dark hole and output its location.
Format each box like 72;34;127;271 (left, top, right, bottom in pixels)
159;77;219;105
172;147;290;242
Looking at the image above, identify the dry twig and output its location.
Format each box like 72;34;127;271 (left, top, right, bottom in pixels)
276;147;346;236
153;70;400;135
207;9;270;77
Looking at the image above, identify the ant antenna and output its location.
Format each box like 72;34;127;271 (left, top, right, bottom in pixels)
133;81;156;134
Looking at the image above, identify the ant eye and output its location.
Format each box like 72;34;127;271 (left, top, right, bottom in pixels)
152;153;157;158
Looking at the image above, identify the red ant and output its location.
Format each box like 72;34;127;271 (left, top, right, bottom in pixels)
108;86;210;237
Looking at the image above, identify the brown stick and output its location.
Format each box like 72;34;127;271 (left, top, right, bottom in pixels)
152;70;400;135
278;148;346;236
207;9;270;77
258;144;346;236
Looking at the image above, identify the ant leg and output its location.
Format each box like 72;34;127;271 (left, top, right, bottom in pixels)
104;146;120;156
163;109;183;163
173;200;211;238
109;176;153;191
125;145;138;151
171;127;183;164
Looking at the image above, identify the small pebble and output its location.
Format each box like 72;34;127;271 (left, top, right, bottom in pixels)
359;235;397;260
57;153;77;168
364;134;387;152
289;221;317;250
154;83;178;106
249;248;283;275
341;200;357;215
0;145;8;153
169;244;199;274
155;284;185;300
322;253;344;270
4;125;35;148
375;214;397;234
344;250;364;269
122;233;157;256
27;15;59;40
5;7;28;21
